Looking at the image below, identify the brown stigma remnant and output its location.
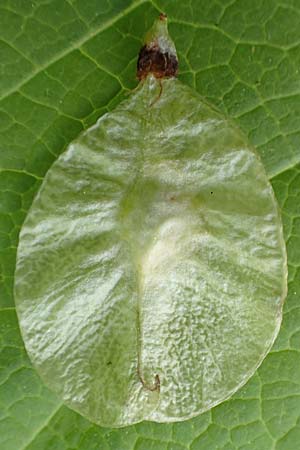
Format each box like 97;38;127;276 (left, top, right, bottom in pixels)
139;372;161;392
137;14;178;80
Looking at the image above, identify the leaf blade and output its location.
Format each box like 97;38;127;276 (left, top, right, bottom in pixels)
0;0;300;448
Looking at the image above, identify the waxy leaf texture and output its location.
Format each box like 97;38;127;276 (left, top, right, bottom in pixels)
0;0;299;448
15;71;287;426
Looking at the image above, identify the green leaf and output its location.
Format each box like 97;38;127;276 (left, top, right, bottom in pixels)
0;309;59;449
0;0;300;448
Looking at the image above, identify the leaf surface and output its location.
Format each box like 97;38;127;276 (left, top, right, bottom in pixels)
0;0;300;448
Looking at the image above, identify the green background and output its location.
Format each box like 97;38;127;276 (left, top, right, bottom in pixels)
0;0;299;448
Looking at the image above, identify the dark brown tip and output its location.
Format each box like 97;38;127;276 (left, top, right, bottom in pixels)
137;45;178;80
137;14;178;80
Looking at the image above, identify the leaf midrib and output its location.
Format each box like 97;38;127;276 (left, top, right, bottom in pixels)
0;0;148;103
